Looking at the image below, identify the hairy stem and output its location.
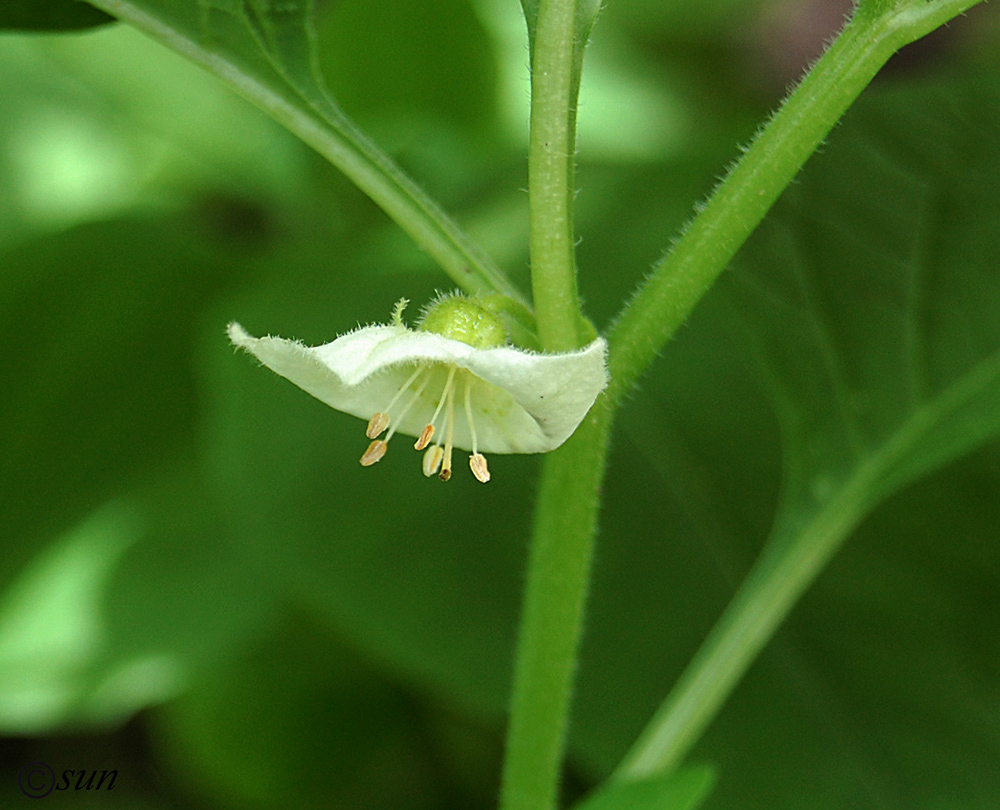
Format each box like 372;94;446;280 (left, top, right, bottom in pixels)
501;0;597;804
606;0;988;780
527;0;585;350
606;0;985;405
500;400;614;810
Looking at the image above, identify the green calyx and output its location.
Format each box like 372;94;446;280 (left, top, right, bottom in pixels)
417;294;509;349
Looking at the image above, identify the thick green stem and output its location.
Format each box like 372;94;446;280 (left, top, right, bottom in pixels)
499;399;614;810
499;2;596;808
527;0;585;351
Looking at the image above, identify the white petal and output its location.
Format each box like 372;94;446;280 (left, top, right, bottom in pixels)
228;322;608;454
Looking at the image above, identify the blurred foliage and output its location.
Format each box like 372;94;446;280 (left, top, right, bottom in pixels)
0;0;115;32
2;1;1000;809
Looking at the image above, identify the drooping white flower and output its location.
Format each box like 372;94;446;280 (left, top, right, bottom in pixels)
228;295;608;482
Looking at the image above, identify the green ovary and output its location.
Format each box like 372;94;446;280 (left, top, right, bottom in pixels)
417;295;507;349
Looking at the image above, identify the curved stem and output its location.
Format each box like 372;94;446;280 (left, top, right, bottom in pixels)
606;0;985;407
606;0;987;781
614;482;870;778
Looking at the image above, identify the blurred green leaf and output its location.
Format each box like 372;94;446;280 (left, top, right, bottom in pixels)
83;0;517;298
574;767;716;810
317;0;495;136
731;74;1000;519
0;0;115;32
3;4;999;810
204;62;1000;810
0;213;264;732
0;502;140;733
153;613;501;810
574;69;1000;808
610;52;1000;785
0;27;304;253
0;219;231;566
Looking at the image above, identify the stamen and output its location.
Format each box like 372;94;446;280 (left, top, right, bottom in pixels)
359;440;387;466
470;453;490;483
384;373;432;443
464;377;491;483
463;376;479;454
422;366;457;446
422;445;443;477
440;378;456;481
414;424;434;451
366;365;427;440
384;365;427;412
366;412;390;439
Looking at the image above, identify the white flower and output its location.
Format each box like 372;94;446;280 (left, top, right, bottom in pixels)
227;296;607;482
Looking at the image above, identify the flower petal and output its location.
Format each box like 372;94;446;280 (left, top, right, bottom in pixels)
228;322;608;454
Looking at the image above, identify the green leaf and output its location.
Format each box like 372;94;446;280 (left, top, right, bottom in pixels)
574;767;716;810
153;615;477;810
317;0;496;134
85;0;522;301
735;91;1000;513
0;218;239;576
0;216;266;732
592;68;1000;804
205;64;1000;810
0;0;115;31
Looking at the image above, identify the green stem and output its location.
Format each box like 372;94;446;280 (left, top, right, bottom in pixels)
614;481;870;778
604;0;987;780
615;335;1000;777
499;2;595;808
499;399;614;810
86;0;525;305
606;0;984;405
527;0;585;350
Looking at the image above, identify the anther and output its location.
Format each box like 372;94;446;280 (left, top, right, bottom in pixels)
359;440;387;466
469;453;490;483
422;445;443;477
414;424;434;451
366;412;390;439
463;376;490;483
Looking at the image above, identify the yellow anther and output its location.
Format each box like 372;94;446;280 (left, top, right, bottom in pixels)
469;453;490;483
359;440;387;466
366;412;390;439
414;424;434;451
422;445;444;477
